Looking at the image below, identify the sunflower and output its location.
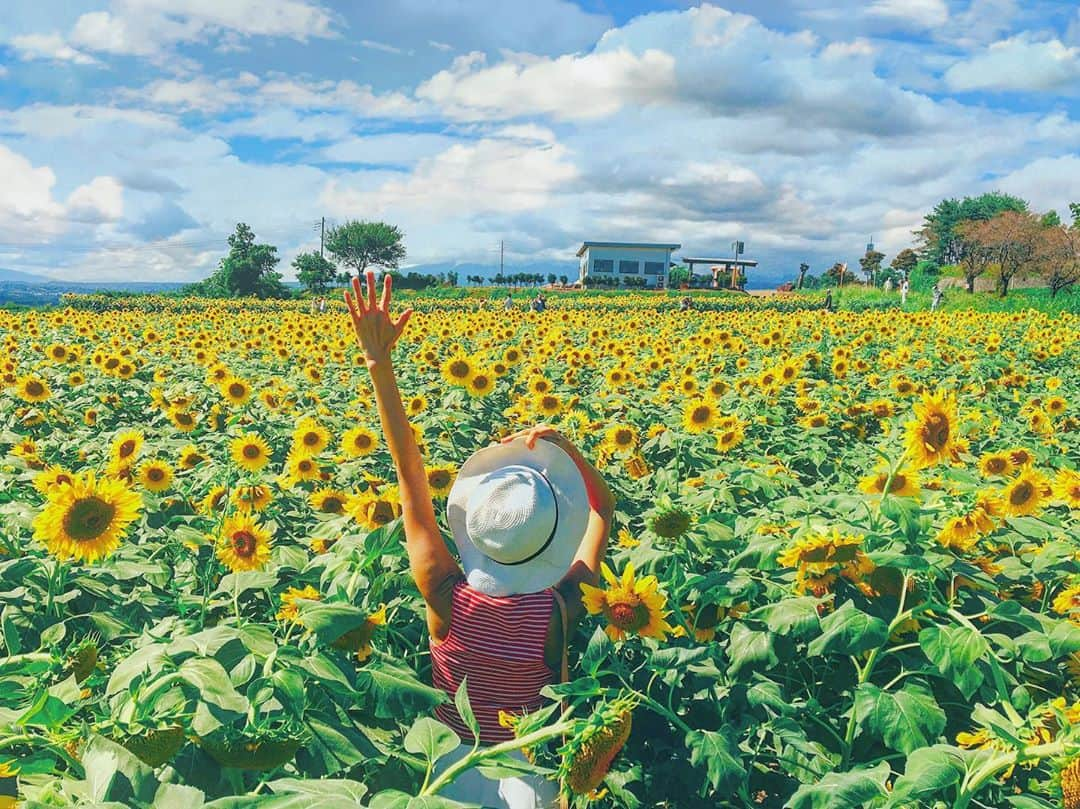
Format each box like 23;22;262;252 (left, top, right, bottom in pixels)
682;399;717;434
799;413;829;430
32;471;143;563
200;485;229;515
230;432;271;472
220;376;252;406
330;604;387;661
407;395;427;415
533;393;563;417
580;562;675;642
138;459;174;493
341;426;378;458
346;487;402;530
978;452;1013;478
904;390;960;469
440;356;474;387
558;694;637;797
178;445;207;470
216;513;272;572
624;454;650;479
292;420;330;457
167;406;198;433
111;430;144;466
858;468;921;497
33;465;76;495
466;371;495;397
1000;468;1051;518
426;465;457;497
937;508;995;552
1054;469;1080;509
603;424;638;454
232;484;272;513
16;374;52;403
1053;585;1080;616
276;585;320;623
309;487;348;514
284;450;322;484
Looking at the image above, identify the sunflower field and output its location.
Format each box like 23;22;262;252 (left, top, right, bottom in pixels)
1;293;1080;809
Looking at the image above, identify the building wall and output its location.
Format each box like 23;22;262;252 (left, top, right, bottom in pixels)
579;245;672;285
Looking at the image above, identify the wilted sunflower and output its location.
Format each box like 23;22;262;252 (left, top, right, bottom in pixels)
1052;584;1080;616
346;486;402;530
309;487;348;514
276;585;320;623
138;459;174;493
200;485;228;515
230;432;271;472
33;471;143;563
341;426;377;458
904;390;960;468
558;694;638;796
580;562;675;642
16;374;52;403
216;513;272;572
999;467;1051;518
232;484;272;513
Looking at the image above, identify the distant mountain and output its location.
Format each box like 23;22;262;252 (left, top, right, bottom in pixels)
0;267;56;284
401;260;578;281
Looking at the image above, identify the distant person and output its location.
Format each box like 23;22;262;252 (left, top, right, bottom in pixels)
503;293;514;312
931;284;943;312
883;277;893;294
310;298;318;315
679;296;693;311
531;294;545;313
900;278;910;306
318;297;327;314
823;289;833;312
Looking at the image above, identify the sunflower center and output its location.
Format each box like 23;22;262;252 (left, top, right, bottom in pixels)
229;383;245;397
354;434;372;450
429;471;450;489
615;429;632;446
607;597;649;632
322;496;343;513
370;500;396;524
64;497;116;541
691;406;711;424
1009;482;1033;506
303;432;319;446
119;440;136;458
148;468;165;481
243;444;261;459
986;458;1006;474
25;380;45;396
231;530;257;558
176;413;194;425
924;413;949;450
890;474;908;492
449;360;469;379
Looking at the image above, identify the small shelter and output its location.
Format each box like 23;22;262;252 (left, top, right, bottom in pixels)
577;241;681;288
681;256;758;290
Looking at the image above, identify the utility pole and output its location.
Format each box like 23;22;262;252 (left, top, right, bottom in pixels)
500;240;504;276
320;217;325;258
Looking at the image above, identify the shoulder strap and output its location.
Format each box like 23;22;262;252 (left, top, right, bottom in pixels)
550;587;569;685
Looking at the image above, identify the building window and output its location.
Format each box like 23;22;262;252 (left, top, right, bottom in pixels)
643;261;664;276
619;260;639;274
592;259;614;273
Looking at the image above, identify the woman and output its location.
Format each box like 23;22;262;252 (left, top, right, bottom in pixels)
344;272;614;807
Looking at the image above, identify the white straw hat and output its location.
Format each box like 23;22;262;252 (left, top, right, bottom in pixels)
447;437;589;597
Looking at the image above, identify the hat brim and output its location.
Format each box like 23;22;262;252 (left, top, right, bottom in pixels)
447;437;589;597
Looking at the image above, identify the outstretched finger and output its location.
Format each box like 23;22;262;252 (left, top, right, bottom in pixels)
393;307;412;335
366;270;377;311
350;276;367;314
380;273;393;311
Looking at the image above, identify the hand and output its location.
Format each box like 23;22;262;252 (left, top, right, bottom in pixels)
344;271;413;366
499;424;577;455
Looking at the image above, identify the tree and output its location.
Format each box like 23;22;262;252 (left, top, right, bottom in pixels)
973;211;1042;297
559;275;568;286
954;220;996;293
1070;202;1080;228
191;223;289;298
858;249;885;285
1041;210;1062;228
796;263;809;289
916;192;1029;266
823;262;848;287
325;220;406;279
1035;224;1080;298
891;248;918;279
292;251;341;294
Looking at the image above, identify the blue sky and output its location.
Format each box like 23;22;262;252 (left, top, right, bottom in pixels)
0;0;1078;286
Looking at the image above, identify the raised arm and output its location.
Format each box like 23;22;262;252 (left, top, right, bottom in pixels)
344;272;461;638
500;425;614;628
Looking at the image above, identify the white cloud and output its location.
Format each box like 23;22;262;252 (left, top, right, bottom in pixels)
258;76;425;117
429;39;453;52
866;0;948;29
944;35;1080;93
359;39;410;55
416;48;677;121
996;155;1080;215
66;176;125;223
10;33;97;65
822;38;876;59
0;104;177;139
127;77;247;113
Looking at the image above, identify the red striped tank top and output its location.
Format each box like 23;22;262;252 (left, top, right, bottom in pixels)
430;580;556;745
